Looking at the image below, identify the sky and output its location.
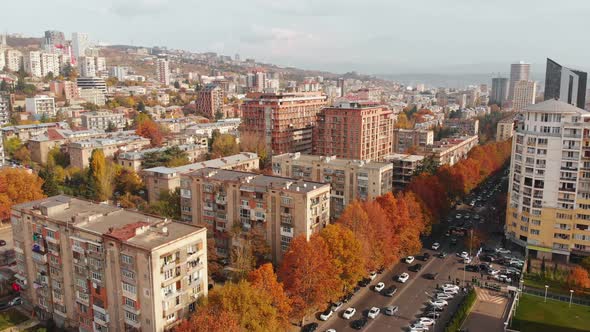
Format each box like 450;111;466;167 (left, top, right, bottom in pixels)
4;0;590;75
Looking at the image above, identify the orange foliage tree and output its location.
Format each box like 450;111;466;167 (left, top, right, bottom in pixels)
174;307;240;332
136;117;164;146
569;266;590;289
279;235;341;325
0;168;46;221
320;224;366;292
248;263;292;329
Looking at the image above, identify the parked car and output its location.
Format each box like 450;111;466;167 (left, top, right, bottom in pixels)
419;317;435;326
438;251;448;258
368;307;380;319
374;282;385;292
398;273;410;283
384;286;397;297
319;308;333;321
405;256;415;264
384;306;399;316
8;297;21;306
442;283;460;290
464;256;472;264
432;242;441;250
421;252;431;261
369;271;378;280
423;311;441;318
436;293;454;300
409;323;429;331
457;251;469;259
351;318;368;330
488;269;501;276
465;265;479;272
342;307;356;320
331;301;343;312
342;292;354;303
441;287;459;295
429;299;448;307
359;278;371;287
410;264;423;272
495;248;511;254
301;323;318;332
424;273;439;280
495;274;512;283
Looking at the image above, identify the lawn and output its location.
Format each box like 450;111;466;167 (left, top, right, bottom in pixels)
0;309;28;329
512;294;590;332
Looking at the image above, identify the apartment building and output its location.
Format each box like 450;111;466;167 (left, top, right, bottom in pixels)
180;168;330;263
12;195;207;331
185;118;241;138
384;153;425;188
241;92;327;155
79;89;106;106
26;95;56;118
156;58;170;86
79;56;96;77
271;153;392;217
313;101;395;161
0;92;11;126
1;122;69;142
392;128;434;153
506;100;590;261
40;53;60;77
49;81;80;101
117;144;208;171
76;77;107;93
81;111;126;131
5;49;23;72
512;80;537;111
143;152;259;203
497;116;516;142
443;118;480;136
423;135;479;166
68;135;151;169
195;84;224;118
25;51;42;78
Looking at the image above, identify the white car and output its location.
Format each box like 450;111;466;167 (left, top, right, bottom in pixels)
495;248;511;254
331;301;343;312
442;283;459;290
405;256;415;264
431;242;440;250
429;299;448;307
319;309;333;321
457;251;469;259
342;307;356;320
409;323;429;331
455;214;462;219
369;271;378;280
326;330;336;332
398;272;410;283
488;269;500;276
419;317;435;326
464;256;472;264
374;282;385;292
436;293;454;300
495;274;512;283
368;307;380;319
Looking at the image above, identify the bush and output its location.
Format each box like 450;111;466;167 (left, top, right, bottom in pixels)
445;288;477;332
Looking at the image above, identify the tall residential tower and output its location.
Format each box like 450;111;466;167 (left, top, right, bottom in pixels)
544;58;587;109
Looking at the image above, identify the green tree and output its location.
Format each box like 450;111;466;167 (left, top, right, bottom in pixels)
39;164;60;196
174;81;181;89
4;137;22;158
81;102;99;112
141;147;190;168
0;80;8;92
211;134;239;158
87;149;112;201
414;156;439;175
215;110;224;120
106;121;117;132
149;188;181;219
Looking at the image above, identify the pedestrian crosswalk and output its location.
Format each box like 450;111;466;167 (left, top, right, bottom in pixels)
477;289;507;305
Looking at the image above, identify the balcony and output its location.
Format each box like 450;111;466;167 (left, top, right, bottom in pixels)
125;317;141;329
32;252;47;264
75;291;90;305
215;195;227;204
559;187;576;193
187;258;204;271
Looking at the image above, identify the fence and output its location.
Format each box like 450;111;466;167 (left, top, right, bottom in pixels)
521;286;590;306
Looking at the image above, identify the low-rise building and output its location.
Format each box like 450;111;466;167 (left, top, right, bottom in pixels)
384;153;425;188
271;153;392;217
184;118;241;138
79;89;106;106
143;152;259;203
28;128;106;164
392;128;434;153
117;144;208;171
180;168;330;263
424;135;479;166
26;95;56;118
11;195;208;331
68;135;151;169
497;116;516;141
49;81;80;102
1;122;69;142
81;111;126;130
443;118;480;136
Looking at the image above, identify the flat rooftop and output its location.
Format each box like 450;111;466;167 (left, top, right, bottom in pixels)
144;152;258;175
13;195;204;250
384;153;425;162
273;153;391;170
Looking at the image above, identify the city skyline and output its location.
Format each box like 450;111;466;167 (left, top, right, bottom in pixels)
3;0;590;75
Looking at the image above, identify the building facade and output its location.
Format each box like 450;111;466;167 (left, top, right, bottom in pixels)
497;116;516;142
68;136;151;169
509;62;531;99
81;111;126;131
271;153;393;217
491;77;509;106
195;84;224;118
392;128;434;153
241;92;327;156
384;153;425;188
443;118;480;136
180;168;330;263
156;58;170;86
544;58;587;109
512;80;537;111
506;100;590;261
26;96;56;118
424;135;479;166
313;101;395;161
12;195;207;331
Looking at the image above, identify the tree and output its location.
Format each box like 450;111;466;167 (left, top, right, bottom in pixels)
48;146;70;168
248;263;292;328
279;235;340;325
136;117;164;146
395;113;413;129
114;168;144;195
141;147;190;168
106;121;117;132
87;149;112;201
568;266;590;289
81;102;99;112
174;307;240;332
0;169;45;221
211;134;239;158
580;257;590;272
149;188;181;219
215;110;224;120
39;164;60;196
240;131;268;169
465;229;486;253
13;146;31;165
320;224;366;292
413;156;439;176
174;81;181;89
4;137;22;158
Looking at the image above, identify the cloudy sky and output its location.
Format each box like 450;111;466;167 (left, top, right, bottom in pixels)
4;0;590;74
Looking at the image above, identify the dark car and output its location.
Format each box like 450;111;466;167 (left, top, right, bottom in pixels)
426;305;445;312
342;292;354;303
383;286;397;297
450;238;458;246
424;273;439;280
421;253;430;261
353;286;361;293
438;251;447;258
410;264;423;272
465;265;479;272
358;278;371;287
479;263;492;272
377;266;385;274
301;322;318;332
423;311;441;318
481;255;495;262
351;318;368;330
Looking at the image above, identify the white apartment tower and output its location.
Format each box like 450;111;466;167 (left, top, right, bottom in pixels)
72;32;89;59
156;58;170;86
79;56;97;77
40;53;60;77
509;61;531;99
506;100;590;262
512;80;537;111
26;51;42;78
6;50;23;72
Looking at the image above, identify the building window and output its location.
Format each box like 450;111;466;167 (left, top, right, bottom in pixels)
121;269;135;280
121;254;133;265
164;269;174;280
125;311;138;322
123;297;136;308
122;282;137;294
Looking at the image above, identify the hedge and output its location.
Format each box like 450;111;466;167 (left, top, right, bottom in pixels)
445;288;477;332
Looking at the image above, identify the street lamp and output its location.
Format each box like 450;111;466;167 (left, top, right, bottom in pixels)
425;291;437;330
569;290;574;308
544;285;549;302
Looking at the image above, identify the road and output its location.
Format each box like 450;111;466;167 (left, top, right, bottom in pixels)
310;168;509;332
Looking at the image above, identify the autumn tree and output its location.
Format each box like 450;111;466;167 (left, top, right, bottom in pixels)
0;168;45;221
174;306;240;332
135;114;164;146
464;229;487;253
337;200;372;270
240;131;268;168
149;188;181;219
248;263;292;329
569;266;590;289
4;137;22;157
114;168;144;195
211;134;239;158
320;224;366;292
87;149;113;201
13;146;31;165
279;235;340;325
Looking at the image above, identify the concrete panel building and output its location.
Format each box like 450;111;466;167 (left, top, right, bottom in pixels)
392;129;434;153
497;116;516;142
26;96;56;118
384;153;425;188
195;84;224;118
81;111;126;131
68;135;151;169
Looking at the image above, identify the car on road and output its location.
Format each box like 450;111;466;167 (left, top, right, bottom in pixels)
384;306;399;316
432;242;441;250
465;265;479;272
495;274;512;283
456;214;462;219
423;311;441;318
358;278;371;287
319;308;333;321
436;293;454;300
331;301;343;312
410;264;423;272
374;282;385;292
438;251;447;258
419;317;435;326
442;283;460;290
450;238;458;246
488;269;500;276
441;287;459;295
421;252;430;261
367;307;380;319
342;307;356;319
409;323;429;331
457;251;469;259
424;273;438;280
398;272;410;283
8;297;21;306
464;256;472;264
368;271;377;280
383;286;397;296
405;256;415;264
429;299;448;307
351;318;368;330
301;322;318;332
495;248;511;254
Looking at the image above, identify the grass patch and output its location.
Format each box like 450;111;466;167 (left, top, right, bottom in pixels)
512;294;590;332
524;275;590;299
0;309;29;329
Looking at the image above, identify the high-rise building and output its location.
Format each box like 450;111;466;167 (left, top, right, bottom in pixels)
71;32;89;59
544;58;588;109
11;195;208;331
40;53;60;77
78;56;96;77
76;77;107;93
95;57;106;73
156;58;170;86
5;49;23;72
491;77;509;106
180;168;330;263
43;30;65;50
509;62;531;99
241;92;327;156
506;99;590;261
195;84;224;118
110;66;128;81
313;101;395;161
25;51;42;77
512;80;537;111
0;92;11;126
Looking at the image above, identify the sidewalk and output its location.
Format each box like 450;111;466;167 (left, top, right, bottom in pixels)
461;288;510;332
